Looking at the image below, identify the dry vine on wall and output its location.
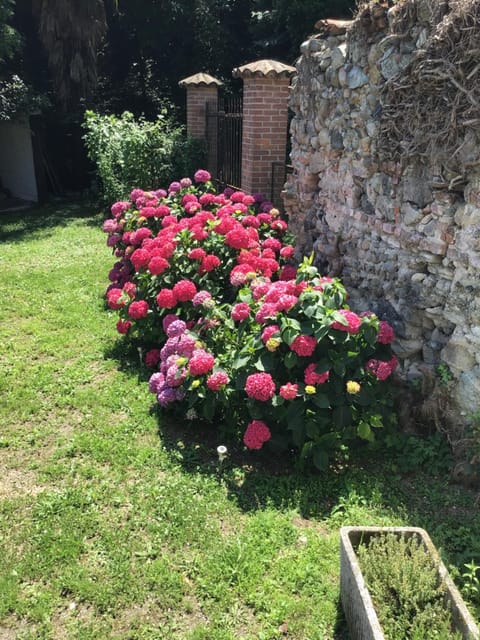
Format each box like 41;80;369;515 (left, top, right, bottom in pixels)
378;0;480;185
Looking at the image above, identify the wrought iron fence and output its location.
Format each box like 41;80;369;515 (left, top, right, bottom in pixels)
206;96;242;189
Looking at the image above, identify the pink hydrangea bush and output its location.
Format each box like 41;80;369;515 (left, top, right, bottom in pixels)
102;171;294;344
103;171;398;469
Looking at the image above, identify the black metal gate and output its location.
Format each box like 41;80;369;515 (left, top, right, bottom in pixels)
206;95;243;189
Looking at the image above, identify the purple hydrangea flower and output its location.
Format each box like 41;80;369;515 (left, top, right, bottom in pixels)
168;181;181;193
148;372;165;394
157;387;177;407
166;319;187;338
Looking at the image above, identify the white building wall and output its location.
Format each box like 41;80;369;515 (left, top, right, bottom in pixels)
0;118;38;202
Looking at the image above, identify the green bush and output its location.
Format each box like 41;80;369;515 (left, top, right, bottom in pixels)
83;109;206;204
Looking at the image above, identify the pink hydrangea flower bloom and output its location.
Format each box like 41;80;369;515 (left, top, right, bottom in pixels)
192;290;213;307
331;310;362;334
304;364;330;385
156;288;177;308
206;371;229;391
245;373;276;402
116;319;132;334
188;349;215;376
194;169;211;183
366;356;398;381
145;349;161;368
261;325;280;344
279;383;298;400
243;420;271;450
377;320;395;344
255;303;278;324
128;300;149;319
231;303;250;322
173;280;197;302
290;335;317;357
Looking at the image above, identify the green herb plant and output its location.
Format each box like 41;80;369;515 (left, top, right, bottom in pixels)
357;533;463;640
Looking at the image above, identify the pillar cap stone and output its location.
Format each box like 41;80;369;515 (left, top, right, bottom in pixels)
232;59;296;79
178;73;223;87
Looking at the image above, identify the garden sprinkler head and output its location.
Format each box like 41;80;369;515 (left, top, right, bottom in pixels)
217;445;227;463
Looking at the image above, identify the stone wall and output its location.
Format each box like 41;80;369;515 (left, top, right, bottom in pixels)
284;0;480;421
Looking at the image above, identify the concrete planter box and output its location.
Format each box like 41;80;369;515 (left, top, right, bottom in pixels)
340;526;479;640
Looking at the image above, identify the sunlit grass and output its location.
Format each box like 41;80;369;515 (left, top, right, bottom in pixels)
0;200;478;639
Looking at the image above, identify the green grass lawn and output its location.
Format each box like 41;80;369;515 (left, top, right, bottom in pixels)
0;201;479;639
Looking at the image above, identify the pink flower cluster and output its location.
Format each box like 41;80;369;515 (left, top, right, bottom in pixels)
243;420;271;450
304;364;330;385
290;335;317;357
147;318;217;407
366;356;399;381
245;373;276;402
331;309;362;334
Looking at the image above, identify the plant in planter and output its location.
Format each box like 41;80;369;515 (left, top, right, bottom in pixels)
340;526;480;640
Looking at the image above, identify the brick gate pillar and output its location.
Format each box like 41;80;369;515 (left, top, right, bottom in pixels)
232;60;295;201
178;73;223;139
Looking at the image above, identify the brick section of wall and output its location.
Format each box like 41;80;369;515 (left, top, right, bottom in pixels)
240;76;291;200
185;86;218;139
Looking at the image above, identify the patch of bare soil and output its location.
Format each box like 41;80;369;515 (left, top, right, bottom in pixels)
0;466;44;500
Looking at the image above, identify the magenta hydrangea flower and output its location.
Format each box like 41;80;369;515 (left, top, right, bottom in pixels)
162;313;179;333
128;300;149;319
231;303;251;322
177;333;196;357
377;320;395;344
279;383;298;400
261;324;280;344
276;294;298;312
116;319;132;334
166;364;187;387
194;169;211;183
199;254;221;273
331;310;362;334
173;279;197;302
304;364;330;385
145;349;161;368
103;219;119;234
225;227;250;250
290;335;317;357
188;248;206;261
206;371;229;391
255;303;278;324
366;356;398;381
168;181;181;193
156;288;177;309
243;420;271;449
157;387;177;406
245;373;276;402
188;349;215;376
111;201;130;217
106;288;125;310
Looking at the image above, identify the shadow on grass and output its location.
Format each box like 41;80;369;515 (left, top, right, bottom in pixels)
0;197;104;244
155;411;480;574
103;335;152;381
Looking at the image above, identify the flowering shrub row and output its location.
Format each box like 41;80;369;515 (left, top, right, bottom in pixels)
103;169;398;469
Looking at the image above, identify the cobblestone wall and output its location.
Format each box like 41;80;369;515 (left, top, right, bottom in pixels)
284;1;480;418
